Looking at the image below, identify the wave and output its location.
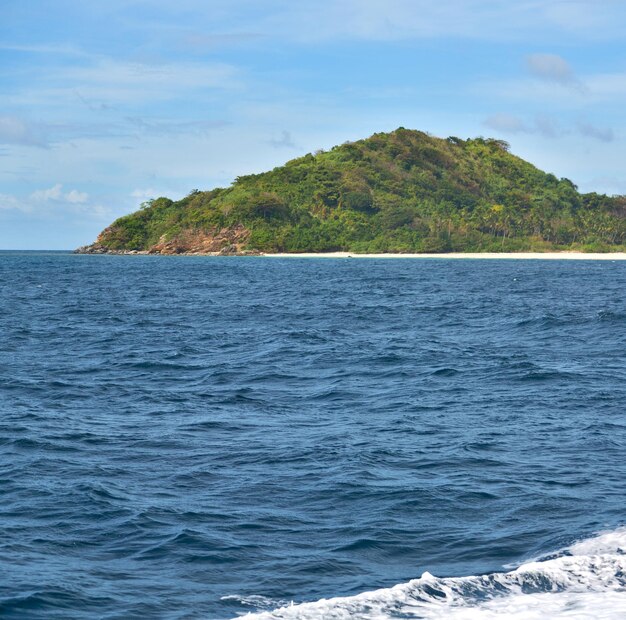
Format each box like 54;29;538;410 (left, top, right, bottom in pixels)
235;528;626;619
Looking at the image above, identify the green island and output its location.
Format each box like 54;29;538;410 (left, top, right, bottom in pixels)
76;128;626;255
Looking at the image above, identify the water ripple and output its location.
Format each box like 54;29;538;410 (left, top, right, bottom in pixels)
0;253;625;618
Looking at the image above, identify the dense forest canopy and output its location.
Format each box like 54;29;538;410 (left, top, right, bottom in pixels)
81;128;626;254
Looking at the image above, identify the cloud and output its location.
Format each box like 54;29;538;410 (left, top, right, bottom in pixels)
125;116;229;137
534;114;560;138
525;53;586;92
75;91;115;112
130;188;159;202
269;130;297;148
0;193;22;211
0;112;226;148
2;53;243;113
577;121;614;143
0;185;106;222
526;53;574;84
30;184;90;204
485;113;614;142
483;113;528;134
476;70;626;107
58;58;242;105
0;115;124;148
584;72;626;100
0;43;88;56
542;0;620;35
254;0;626;43
484;113;562;138
0;117;47;147
31;184;63;202
10;0;624;47
66;189;89;204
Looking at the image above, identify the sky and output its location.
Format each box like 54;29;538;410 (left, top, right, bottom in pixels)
2;0;626;249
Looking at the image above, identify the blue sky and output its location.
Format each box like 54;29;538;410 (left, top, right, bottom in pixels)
2;0;626;249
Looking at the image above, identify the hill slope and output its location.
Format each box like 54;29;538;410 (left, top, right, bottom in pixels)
77;128;626;254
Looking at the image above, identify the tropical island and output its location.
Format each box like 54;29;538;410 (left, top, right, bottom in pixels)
76;128;626;255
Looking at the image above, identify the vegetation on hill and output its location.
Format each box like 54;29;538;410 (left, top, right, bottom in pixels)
82;128;626;253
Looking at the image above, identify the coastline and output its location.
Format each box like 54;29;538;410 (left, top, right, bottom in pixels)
261;251;626;260
75;249;626;260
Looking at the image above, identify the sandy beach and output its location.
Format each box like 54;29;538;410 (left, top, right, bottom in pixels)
262;252;626;260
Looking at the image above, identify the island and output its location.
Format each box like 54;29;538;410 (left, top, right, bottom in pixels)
76;128;626;256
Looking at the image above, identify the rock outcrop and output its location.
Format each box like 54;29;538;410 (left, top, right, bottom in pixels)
75;224;261;256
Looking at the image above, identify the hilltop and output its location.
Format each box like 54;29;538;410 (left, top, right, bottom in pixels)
76;128;626;255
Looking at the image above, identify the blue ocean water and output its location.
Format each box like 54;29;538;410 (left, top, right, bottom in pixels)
1;252;625;619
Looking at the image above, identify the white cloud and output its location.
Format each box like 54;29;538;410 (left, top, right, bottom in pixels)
131;188;159;202
254;0;626;42
30;184;90;204
0;116;47;147
31;184;63;202
0;193;23;211
542;0;618;34
0;186;108;220
58;58;242;105
66;189;89;203
0;55;243;115
20;0;625;45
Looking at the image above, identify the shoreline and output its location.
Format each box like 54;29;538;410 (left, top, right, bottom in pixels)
75;249;626;260
73;248;626;261
262;251;626;260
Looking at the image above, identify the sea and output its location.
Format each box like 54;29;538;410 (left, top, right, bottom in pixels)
1;251;625;619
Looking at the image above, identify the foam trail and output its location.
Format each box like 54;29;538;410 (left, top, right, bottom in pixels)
236;528;626;619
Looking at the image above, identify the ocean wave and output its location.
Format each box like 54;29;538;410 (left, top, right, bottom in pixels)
236;528;626;619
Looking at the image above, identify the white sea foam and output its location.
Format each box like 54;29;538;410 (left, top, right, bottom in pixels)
236;527;626;619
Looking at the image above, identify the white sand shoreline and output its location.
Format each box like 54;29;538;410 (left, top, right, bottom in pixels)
261;251;626;260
